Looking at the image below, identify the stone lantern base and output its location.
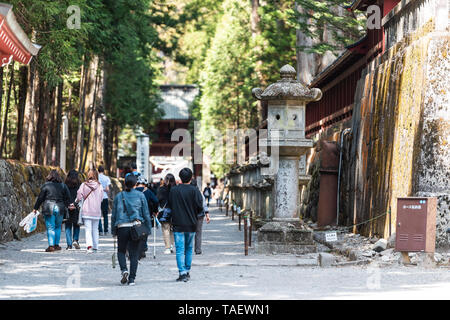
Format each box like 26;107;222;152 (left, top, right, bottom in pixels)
256;221;317;254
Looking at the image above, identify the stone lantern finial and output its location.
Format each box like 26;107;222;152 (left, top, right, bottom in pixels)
252;64;322;102
279;64;296;80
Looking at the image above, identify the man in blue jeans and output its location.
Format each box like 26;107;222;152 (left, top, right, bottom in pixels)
168;168;204;282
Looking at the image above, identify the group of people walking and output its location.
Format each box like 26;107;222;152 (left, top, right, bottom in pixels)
34;167;111;253
34;166;211;286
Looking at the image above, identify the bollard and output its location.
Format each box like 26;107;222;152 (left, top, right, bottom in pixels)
226;203;229;216
244;214;248;256
249;210;253;247
237;207;242;231
239;213;242;231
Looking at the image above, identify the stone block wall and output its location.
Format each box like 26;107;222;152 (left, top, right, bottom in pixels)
342;12;449;245
0;159;122;243
0;160;64;242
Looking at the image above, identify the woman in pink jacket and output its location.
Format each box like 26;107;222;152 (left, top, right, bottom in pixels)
76;169;103;253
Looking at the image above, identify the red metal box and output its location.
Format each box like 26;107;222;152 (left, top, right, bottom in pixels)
396;197;437;253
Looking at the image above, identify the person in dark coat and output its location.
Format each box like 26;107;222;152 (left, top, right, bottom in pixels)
64;170;81;250
134;176;159;259
168;168;204;282
33;170;71;252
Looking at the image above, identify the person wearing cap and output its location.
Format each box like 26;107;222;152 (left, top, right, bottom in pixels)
125;163;141;178
134;176;158;258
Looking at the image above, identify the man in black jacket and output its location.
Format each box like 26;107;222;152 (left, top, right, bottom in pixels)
168;168;204;282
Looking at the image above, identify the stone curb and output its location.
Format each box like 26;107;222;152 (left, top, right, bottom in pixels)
313;231;370;264
155;259;319;267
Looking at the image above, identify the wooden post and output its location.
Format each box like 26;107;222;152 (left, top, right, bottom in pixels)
401;252;411;264
239;212;242;231
249;210;253;247
244;214;248;256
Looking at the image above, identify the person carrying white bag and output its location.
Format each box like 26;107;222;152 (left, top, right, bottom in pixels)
33;170;71;252
19;211;40;234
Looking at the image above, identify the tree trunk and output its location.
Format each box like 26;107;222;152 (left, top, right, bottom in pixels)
12;66;27;160
66;85;75;170
111;123;119;177
35;80;47;165
55;81;63;167
44;88;56;165
24;63;37;164
0;62;15;157
295;3;316;85
0;67;3;157
76;58;89;172
251;0;264;123
83;59;100;170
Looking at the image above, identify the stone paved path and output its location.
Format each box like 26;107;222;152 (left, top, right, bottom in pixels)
0;205;449;299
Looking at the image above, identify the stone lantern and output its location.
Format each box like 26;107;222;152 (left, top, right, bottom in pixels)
252;64;322;254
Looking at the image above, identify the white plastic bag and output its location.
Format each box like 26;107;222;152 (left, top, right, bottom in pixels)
19;211;40;233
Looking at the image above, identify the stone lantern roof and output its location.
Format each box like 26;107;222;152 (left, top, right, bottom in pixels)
252;64;322;102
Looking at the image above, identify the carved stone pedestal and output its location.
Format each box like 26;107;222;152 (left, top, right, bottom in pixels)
256;221;317;254
252;64;322;254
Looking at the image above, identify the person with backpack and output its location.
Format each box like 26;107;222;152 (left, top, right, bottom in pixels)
157;173;176;254
203;183;212;207
111;174;152;286
134;176;158;259
33;170;71;252
76;169;103;253
64;170;82;250
168;168;204;282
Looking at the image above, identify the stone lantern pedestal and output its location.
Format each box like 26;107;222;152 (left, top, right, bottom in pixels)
252;65;322;254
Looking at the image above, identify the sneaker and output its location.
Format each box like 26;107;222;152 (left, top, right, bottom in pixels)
164;249;171;255
54;245;62;251
87;246;94;254
73;241;80;249
195;251;202;255
66;245;73;250
45;246;55;252
121;271;129;284
128;279;135;286
176;274;187;282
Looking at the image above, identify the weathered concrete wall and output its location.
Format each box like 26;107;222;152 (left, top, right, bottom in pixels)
0;159;122;243
344;13;449;245
414;36;450;247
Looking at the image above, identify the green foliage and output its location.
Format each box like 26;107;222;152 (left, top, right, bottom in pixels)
292;0;365;54
101;0;162;132
197;0;258;176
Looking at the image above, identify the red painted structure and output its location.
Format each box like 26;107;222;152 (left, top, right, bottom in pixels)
0;4;40;67
305;0;401;137
149;85;202;178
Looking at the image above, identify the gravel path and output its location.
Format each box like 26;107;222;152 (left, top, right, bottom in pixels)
0;205;449;300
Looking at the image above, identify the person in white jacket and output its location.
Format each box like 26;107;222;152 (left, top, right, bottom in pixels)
75;169;103;253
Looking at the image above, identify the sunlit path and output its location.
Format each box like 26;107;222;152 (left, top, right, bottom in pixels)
0;205;449;300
